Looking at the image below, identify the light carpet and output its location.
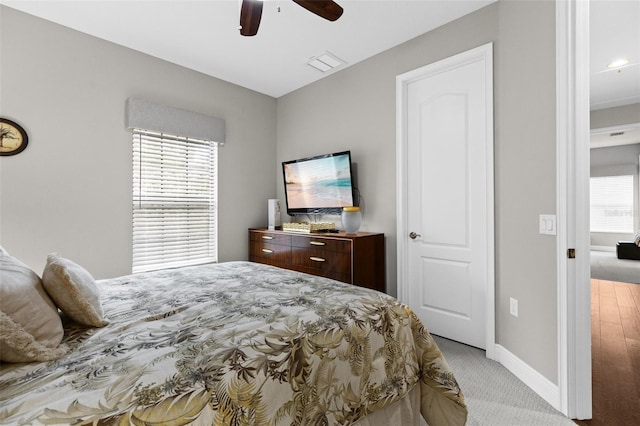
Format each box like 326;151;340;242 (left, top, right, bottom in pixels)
433;336;576;426
590;250;640;284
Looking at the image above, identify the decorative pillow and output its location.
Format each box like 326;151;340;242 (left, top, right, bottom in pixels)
634;231;640;247
42;253;108;327
0;254;68;363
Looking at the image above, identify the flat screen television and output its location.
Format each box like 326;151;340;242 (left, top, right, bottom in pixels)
282;150;356;216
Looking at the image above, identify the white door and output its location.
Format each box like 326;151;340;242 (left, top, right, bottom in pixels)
397;44;494;350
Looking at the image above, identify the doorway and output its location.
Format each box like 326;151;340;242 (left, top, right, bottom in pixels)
559;0;640;420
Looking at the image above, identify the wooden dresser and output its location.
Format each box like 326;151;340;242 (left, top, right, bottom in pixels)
249;228;386;293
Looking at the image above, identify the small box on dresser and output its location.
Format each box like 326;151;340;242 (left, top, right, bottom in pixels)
248;228;386;293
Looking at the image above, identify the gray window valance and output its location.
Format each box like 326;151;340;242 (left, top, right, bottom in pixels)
126;98;225;144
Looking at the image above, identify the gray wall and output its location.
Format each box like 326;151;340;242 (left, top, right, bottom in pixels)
590;104;640;247
0;6;277;278
277;0;558;381
496;0;557;382
590;143;640;247
591;103;640;129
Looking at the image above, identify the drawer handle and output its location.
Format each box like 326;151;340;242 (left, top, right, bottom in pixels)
310;241;326;246
310;256;326;262
262;248;274;254
262;236;274;240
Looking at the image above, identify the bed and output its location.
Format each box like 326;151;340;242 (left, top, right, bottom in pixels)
0;253;467;425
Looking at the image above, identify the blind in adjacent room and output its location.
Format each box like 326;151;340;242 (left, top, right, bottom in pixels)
132;129;218;273
590;174;634;233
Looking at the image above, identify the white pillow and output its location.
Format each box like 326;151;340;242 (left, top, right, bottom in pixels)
0;254;68;363
0;244;9;257
42;253;108;328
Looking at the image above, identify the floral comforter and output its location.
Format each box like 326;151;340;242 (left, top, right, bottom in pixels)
0;261;466;425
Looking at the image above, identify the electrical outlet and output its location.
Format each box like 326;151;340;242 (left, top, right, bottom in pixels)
510;297;519;317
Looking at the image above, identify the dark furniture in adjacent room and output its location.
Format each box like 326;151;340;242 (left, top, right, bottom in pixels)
616;241;640;261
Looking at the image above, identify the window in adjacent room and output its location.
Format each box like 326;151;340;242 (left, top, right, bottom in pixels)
590;174;634;233
132;129;218;273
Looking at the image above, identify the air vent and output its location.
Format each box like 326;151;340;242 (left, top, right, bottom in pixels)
307;51;345;73
610;132;625;137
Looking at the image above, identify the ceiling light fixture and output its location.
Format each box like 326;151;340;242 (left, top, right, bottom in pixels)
307;52;345;73
607;58;629;69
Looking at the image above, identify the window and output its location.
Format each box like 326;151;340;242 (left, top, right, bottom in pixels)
590;174;634;233
132;129;218;273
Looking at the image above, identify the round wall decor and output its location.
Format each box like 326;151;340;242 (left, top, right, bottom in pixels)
0;118;29;156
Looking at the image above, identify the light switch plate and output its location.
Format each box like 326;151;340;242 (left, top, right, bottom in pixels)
539;214;557;235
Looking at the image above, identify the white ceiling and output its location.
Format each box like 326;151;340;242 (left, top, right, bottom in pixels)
589;0;640;112
0;0;497;98
3;0;638;103
589;0;640;149
2;0;638;139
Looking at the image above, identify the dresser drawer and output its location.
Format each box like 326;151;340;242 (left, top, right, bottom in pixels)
250;241;291;265
250;231;291;246
291;235;351;253
291;247;351;275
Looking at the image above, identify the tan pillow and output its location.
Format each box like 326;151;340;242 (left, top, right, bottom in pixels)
0;254;68;363
42;253;108;328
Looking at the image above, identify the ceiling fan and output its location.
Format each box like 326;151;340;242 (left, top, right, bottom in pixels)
239;0;344;36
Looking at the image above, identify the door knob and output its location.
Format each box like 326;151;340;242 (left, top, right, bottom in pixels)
409;232;421;239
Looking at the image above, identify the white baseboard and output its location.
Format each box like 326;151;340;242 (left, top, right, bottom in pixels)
494;344;561;411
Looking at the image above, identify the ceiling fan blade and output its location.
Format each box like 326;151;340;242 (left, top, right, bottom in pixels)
293;0;343;21
239;0;263;36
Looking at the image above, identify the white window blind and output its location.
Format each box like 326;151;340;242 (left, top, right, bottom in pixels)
133;129;218;273
590;174;634;233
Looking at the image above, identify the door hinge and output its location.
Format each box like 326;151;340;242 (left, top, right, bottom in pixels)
567;248;576;259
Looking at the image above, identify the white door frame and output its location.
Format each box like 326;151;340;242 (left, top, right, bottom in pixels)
556;0;591;419
396;43;496;360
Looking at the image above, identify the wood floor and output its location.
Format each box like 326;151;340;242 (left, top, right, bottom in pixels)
574;279;640;426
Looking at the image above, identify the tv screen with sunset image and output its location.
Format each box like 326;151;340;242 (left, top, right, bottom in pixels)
282;151;355;215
